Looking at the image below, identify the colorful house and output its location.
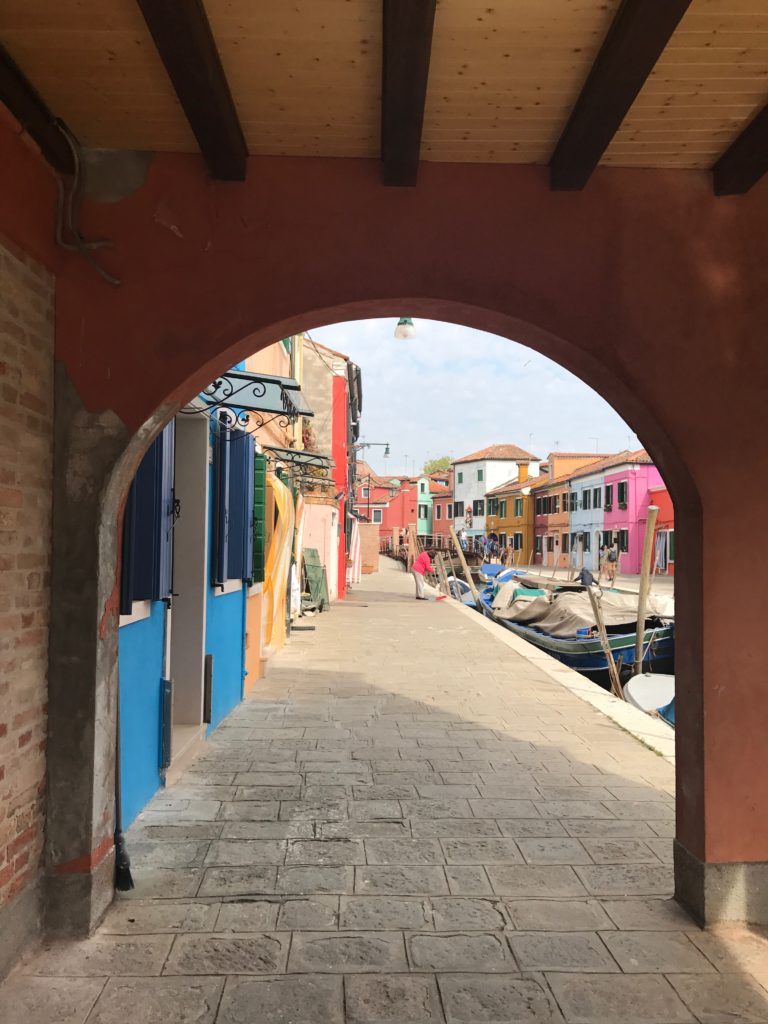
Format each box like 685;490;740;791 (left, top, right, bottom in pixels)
415;476;433;535
453;444;540;538
532;453;602;567
485;465;536;560
603;452;663;574
430;479;452;544
650;484;675;576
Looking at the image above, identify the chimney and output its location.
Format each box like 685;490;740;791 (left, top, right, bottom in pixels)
518;463;529;483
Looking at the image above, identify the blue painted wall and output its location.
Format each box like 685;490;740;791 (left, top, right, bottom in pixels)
118;601;166;827
205;458;246;732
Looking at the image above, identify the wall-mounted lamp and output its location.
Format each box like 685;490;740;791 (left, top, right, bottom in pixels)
394;317;416;340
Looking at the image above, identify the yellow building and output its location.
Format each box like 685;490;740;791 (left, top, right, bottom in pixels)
486;465;536;563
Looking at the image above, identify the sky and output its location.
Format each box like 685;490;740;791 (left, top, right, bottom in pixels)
310;319;639;477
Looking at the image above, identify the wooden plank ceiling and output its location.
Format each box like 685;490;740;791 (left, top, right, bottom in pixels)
0;0;766;173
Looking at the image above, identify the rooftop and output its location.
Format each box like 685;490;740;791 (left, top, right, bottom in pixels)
453;444;539;465
568;449;652;482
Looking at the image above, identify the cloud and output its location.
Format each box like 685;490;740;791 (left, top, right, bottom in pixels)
309;319;638;475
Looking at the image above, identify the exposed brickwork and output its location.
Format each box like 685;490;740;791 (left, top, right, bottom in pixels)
0;240;53;911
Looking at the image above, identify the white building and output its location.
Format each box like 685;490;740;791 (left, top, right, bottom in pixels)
453;444;540;538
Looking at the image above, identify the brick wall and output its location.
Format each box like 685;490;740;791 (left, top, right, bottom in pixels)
0;240;53;913
359;523;380;575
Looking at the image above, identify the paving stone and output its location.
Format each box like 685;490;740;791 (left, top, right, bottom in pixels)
407;932;511;972
468;799;540;818
440;838;523;864
276;865;354;894
497;819;568;839
438;973;561;1022
601;930;715;972
517;838;592;865
219;820;313;839
546;973;694;1023
606;786;669;801
117;868;203;899
415;783;479;799
276;895;340;929
29;936;174;977
0;976;106;1024
349;800;404;819
141;800;222;822
535;801;616;819
476;785;540;800
285;838;366;864
574;864;673;896
647;819;676;837
101;900;219;934
606;801;675;820
537;786;614;802
356;866;449;895
215;900;280;931
167;784;238;801
279;799;348;821
340;896;432;930
323;820;410;839
203;839;286;866
303;785;354;799
137;823;223;841
562;819;655;838
128;839;211;869
87;977;223;1024
600;898;695;931
445;866;493;895
365;839;445;864
233;772;304;786
440;772;483;785
580;839;659;864
430;898;506;931
487;865;587;898
345;974;444;1024
216;975;344;1024
667;974;768;1024
217;801;280;821
401;799;473;818
198;866;276;897
288;932;407;972
508;931;618;972
354;785;419;800
235;785;302;800
164;933;288;975
411;819;502;839
505;899;614;932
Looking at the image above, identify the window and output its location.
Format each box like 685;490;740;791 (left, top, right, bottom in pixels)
604;484;613;511
120;421;175;615
571;532;577;549
546;536;554;552
454;500;464;518
361;486;369;499
535;535;542;553
457;471;463;484
669;529;675;562
619;529;629;553
570;492;577;512
472;499;485;516
553;495;560;514
420;481;425;493
435;504;442;520
447;503;453;519
477;469;483;482
499;532;507;548
618;481;628;509
583;533;591;552
514;532;523;550
488;497;498;516
252;452;267;583
418;504;428;520
535;497;543;516
593;487;601;508
514;497;523;518
499;499;507;518
562;491;569;511
372;508;383;524
582;490;591;510
562;533;570;554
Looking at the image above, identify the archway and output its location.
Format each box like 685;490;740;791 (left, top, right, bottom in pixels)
45;298;709;937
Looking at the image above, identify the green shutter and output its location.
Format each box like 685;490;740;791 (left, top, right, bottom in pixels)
252;453;268;583
669;530;675;562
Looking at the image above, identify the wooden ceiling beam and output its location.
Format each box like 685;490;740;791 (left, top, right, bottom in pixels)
713;103;768;196
381;0;437;186
136;0;247;181
549;0;691;190
0;45;74;174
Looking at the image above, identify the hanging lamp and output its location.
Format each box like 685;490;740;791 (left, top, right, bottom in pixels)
394;317;416;339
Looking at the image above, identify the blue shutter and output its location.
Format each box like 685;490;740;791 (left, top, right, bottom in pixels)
157;419;175;600
226;429;256;581
124;422;175;605
120;482;137;615
212;417;231;586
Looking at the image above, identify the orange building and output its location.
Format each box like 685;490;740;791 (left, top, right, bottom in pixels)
486;464;536;562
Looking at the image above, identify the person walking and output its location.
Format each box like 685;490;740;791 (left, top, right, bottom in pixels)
411;547;436;600
606;542;618;583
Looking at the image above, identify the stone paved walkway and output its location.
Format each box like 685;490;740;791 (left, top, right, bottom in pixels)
3;559;768;1023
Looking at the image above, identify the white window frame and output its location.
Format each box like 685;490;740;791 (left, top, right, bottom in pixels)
119;599;152;628
372;508;383;524
435;504;442;520
214;578;243;598
447;503;453;519
361;486;369;499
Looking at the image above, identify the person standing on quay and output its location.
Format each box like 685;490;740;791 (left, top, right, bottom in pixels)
411;547;436;600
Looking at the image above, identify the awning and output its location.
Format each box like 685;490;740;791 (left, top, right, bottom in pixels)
202;371;314;418
261;445;334;472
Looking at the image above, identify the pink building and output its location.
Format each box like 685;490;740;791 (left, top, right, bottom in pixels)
603;455;664;574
